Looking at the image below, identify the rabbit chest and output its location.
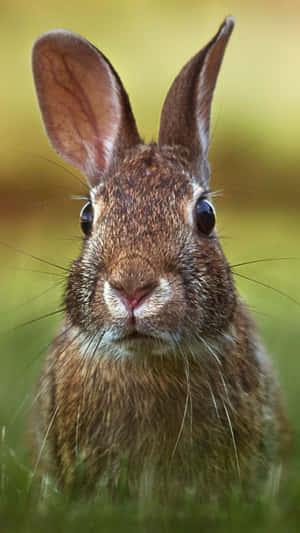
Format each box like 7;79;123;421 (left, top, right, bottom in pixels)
34;313;276;494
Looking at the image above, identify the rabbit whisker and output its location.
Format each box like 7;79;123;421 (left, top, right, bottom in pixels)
9;393;31;428
183;353;193;442
9;280;64;315
216;366;240;479
9;326;82;430
207;382;220;419
188;336;223;425
74;335;95;459
198;335;222;366
30;328;83;411
0;241;71;273
230;257;297;269
233;271;300;307
56;235;82;243
71;195;89;201
33;153;87;189
13;307;66;330
30;403;60;488
191;335;236;457
170;335;192;458
218;369;233;410
171;379;189;460
74;331;107;459
209;188;223;198
222;400;240;480
8;267;65;278
8;322;75;413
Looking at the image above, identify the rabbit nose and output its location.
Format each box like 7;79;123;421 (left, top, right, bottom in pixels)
112;283;157;313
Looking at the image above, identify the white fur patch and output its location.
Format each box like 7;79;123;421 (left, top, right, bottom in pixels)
186;182;204;228
103;281;128;318
90;184;105;226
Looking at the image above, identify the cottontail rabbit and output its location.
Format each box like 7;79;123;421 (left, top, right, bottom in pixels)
30;17;288;498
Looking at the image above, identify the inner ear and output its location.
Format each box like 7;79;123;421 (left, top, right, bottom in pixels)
32;30;141;187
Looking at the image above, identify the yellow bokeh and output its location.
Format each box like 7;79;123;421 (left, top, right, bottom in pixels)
0;0;300;203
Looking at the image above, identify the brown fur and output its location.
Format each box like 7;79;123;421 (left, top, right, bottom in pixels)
30;18;289;499
31;301;285;497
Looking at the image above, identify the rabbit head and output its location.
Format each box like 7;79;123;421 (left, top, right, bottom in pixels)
32;17;236;360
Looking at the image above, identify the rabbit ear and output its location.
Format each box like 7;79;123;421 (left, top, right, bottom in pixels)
32;30;141;187
158;17;234;184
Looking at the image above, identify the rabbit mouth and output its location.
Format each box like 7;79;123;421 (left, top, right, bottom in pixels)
116;331;155;343
114;330;171;354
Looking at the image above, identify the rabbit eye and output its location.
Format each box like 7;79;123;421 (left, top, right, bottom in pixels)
195;199;215;235
80;202;93;235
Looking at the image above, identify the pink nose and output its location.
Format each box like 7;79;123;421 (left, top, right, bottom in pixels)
114;284;155;313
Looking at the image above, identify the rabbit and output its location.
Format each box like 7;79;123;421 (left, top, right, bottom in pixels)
30;16;289;499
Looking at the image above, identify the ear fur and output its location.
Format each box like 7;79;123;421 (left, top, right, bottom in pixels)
158;16;234;184
32;30;141;187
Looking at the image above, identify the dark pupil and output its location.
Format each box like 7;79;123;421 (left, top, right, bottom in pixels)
80;202;93;235
195;199;215;235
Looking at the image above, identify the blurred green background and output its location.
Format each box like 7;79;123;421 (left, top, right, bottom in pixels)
1;0;300;529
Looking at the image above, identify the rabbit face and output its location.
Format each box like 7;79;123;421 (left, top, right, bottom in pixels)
65;145;236;360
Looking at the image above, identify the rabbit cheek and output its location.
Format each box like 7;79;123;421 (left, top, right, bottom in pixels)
177;238;235;339
192;248;236;335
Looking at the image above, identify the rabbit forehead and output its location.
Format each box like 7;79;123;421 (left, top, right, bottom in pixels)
93;145;202;222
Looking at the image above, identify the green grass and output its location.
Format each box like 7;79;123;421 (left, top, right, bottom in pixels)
1;207;299;531
1;452;300;532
